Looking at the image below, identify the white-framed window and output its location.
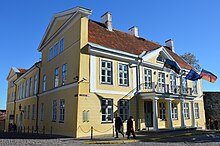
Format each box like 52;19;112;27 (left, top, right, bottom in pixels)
101;98;113;123
25;80;29;97
158;72;165;92
52;100;57;121
170;74;176;93
119;99;129;121
182;77;188;94
54;68;59;88
144;68;152;89
195;103;199;119
32;104;35;120
193;81;198;94
62;64;67;85
49;47;53;61
29;77;32;96
22;83;25;98
118;63;129;86
60;37;64;53
157;54;165;62
83;110;89;122
54;43;58;57
34;74;37;95
42;75;46;92
172;103;178;119
24;106;26;119
184;103;190;119
27;105;30;120
159;102;166;120
101;60;113;84
60;99;65;122
40;103;44;121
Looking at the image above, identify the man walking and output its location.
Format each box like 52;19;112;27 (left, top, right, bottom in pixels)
126;116;136;139
115;113;124;138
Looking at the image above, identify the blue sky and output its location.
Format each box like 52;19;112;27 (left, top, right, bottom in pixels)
1;0;220;109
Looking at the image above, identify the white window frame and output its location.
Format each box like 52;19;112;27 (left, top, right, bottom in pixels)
42;75;46;92
170;74;176;93
100;59;113;85
52;100;57;121
195;103;200;119
158;72;165;93
119;99;129;121
159;102;166;120
171;103;178;120
83;110;89;122
60;37;64;53
184;103;190;119
118;63;129;86
53;42;59;57
101;98;113;123
59;99;65;122
144;68;152;89
182;77;188;94
54;68;59;88
193;81;198;94
62;64;67;85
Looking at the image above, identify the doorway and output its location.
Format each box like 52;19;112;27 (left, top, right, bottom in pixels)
144;101;153;128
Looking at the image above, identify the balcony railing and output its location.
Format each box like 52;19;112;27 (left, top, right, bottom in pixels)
141;82;196;96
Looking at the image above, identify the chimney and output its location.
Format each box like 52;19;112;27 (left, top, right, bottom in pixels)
165;39;175;52
129;26;139;37
101;12;112;31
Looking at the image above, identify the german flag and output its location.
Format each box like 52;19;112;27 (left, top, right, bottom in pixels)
200;69;217;83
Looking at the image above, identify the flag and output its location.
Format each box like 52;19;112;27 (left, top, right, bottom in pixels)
185;69;202;81
164;59;180;74
200;69;217;83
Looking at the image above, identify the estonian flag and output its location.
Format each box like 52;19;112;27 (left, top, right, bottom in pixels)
185;69;202;81
164;59;180;74
200;69;217;83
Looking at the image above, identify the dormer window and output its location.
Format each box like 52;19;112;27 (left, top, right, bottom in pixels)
157;54;165;62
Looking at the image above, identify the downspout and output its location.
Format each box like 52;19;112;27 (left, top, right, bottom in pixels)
35;63;41;132
13;81;17;125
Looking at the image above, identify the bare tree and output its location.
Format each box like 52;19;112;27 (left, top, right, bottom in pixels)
180;52;201;71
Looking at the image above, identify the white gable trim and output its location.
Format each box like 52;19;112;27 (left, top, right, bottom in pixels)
6;67;20;80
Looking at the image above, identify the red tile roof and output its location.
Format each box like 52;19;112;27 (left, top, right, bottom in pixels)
17;68;27;74
88;20;193;70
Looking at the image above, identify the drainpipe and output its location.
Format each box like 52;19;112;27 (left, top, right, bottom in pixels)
13;81;17;125
35;62;41;133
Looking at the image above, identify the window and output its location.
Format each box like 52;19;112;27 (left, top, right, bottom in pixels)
170;74;176;93
60;99;65;122
172;103;178;119
24;106;26;119
159;102;166;120
49;47;53;61
101;60;113;84
182;78;188;94
32;104;35;120
29;77;32;96
54;43;58;57
144;69;152;89
22;83;25;99
184;103;190;119
42;75;46;92
40;103;44;121
158;72;165;92
62;64;67;85
157;54;165;62
193;81;198;94
52;100;57;121
54;68;59;88
34;74;38;95
119;99;129;121
118;64;129;86
83;110;89;122
195;103;199;119
60;38;64;53
27;105;30;120
101;98;113;122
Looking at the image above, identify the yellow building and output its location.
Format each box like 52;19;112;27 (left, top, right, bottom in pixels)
6;6;206;137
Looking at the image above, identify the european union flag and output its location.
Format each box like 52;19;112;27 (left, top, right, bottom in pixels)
164;59;180;74
185;69;202;81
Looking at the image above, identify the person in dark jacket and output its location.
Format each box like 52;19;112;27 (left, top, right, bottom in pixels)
115;113;124;138
126;116;136;139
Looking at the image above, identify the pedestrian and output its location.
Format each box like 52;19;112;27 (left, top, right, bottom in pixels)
126;116;136;139
214;119;218;130
115;113;124;138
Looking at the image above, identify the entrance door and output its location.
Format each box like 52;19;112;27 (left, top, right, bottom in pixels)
144;101;153;127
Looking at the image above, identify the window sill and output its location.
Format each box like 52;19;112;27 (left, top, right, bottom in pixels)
100;82;113;85
101;121;113;124
59;121;64;123
52;120;56;122
119;84;129;87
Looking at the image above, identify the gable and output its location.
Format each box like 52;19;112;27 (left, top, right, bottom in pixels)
6;67;19;80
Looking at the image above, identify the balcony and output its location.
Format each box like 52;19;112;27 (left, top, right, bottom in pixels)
141;82;196;96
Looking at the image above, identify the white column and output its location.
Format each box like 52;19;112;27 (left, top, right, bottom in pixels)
180;99;186;128
153;97;159;131
191;100;196;127
167;100;173;129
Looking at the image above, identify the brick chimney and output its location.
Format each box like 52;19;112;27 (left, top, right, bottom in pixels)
129;26;139;37
101;12;112;31
165;39;175;53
